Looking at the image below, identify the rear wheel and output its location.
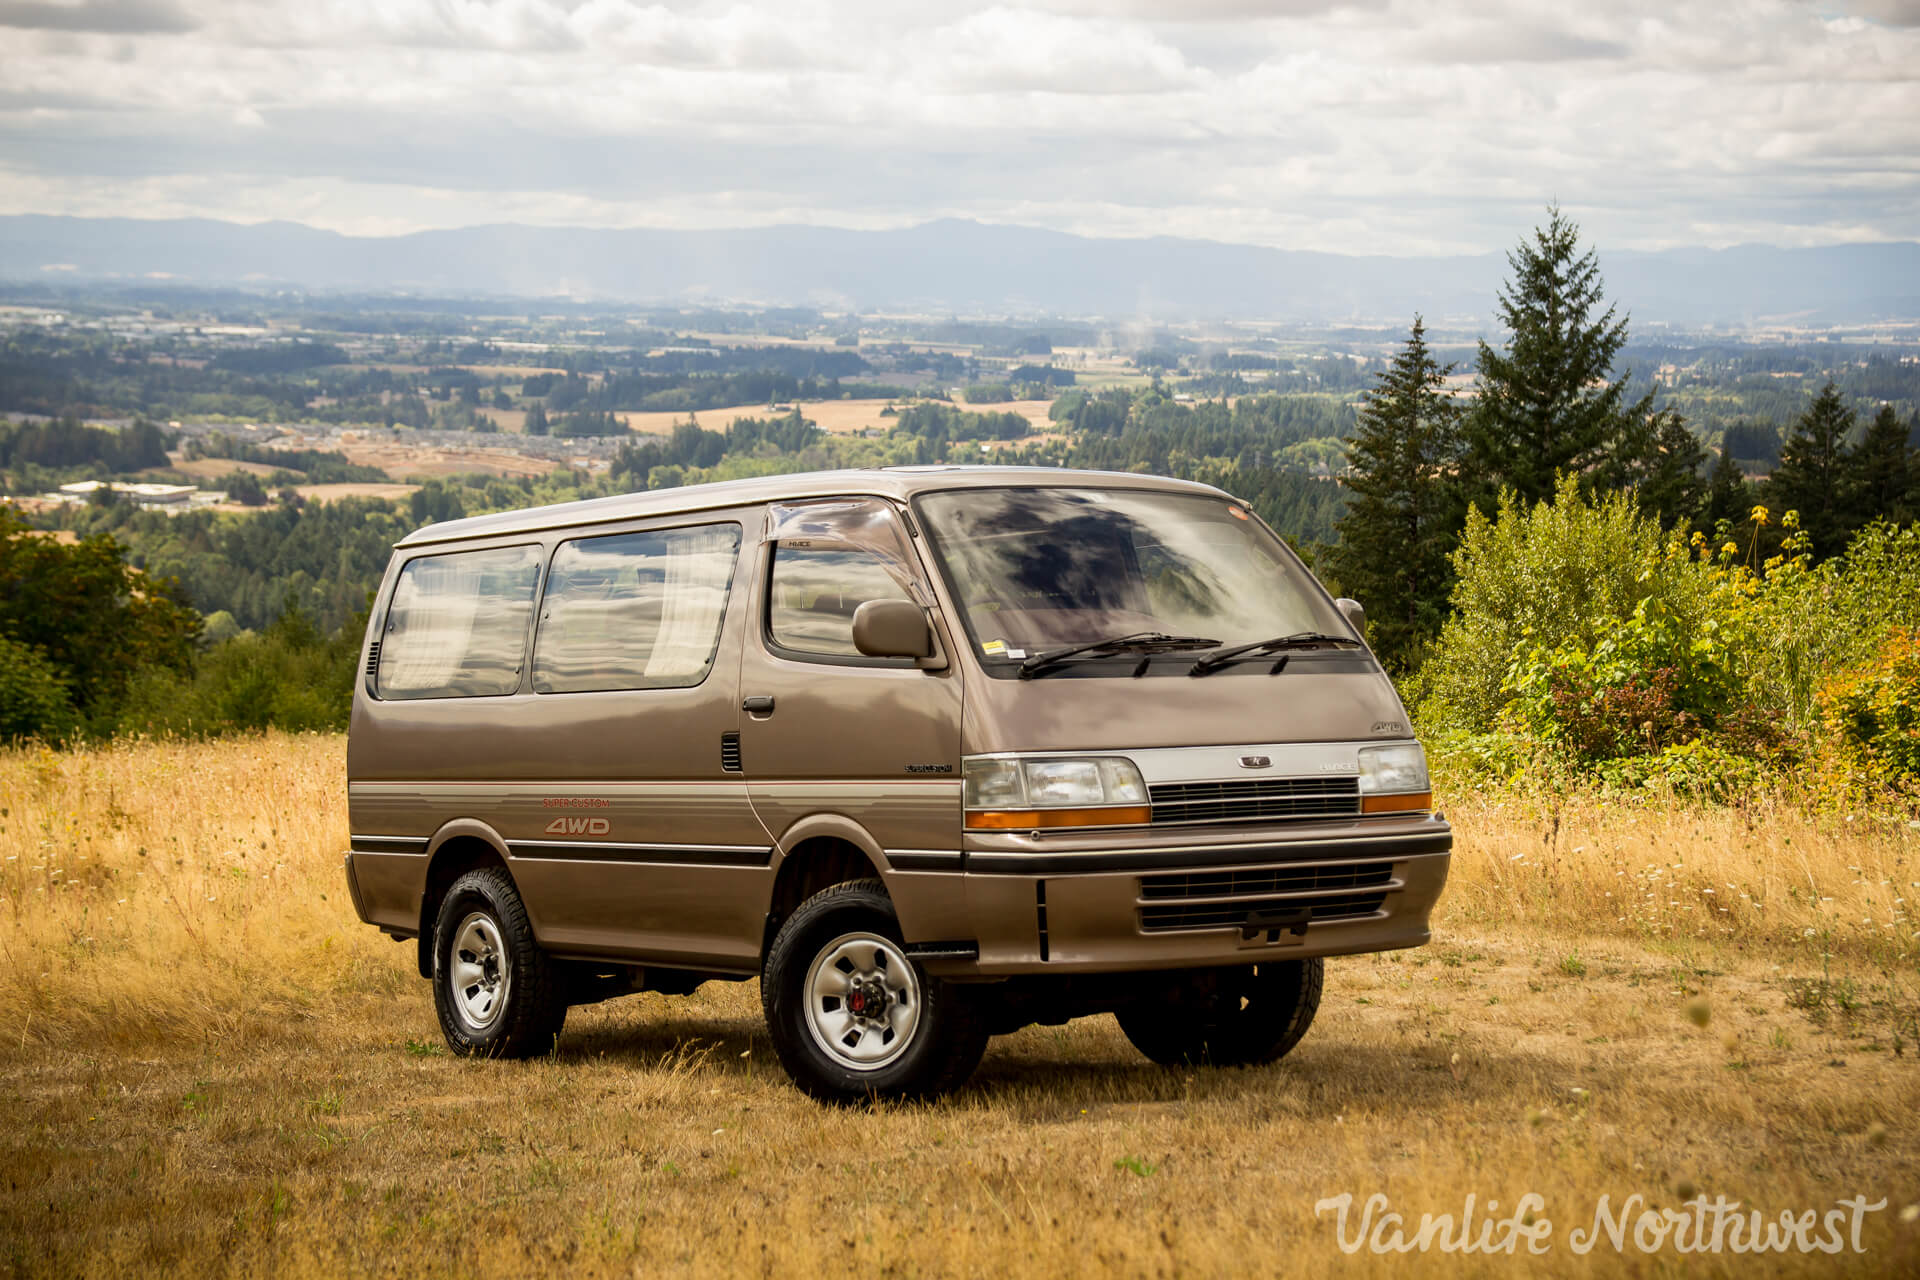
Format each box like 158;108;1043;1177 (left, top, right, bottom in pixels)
763;879;988;1102
432;867;567;1059
1116;958;1322;1067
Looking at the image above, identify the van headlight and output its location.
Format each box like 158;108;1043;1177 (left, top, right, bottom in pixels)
1357;743;1432;814
963;756;1149;829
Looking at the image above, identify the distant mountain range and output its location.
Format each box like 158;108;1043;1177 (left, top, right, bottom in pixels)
3;214;1917;327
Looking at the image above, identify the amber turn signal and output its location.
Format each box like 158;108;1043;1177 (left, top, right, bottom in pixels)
1360;791;1432;814
965;805;1153;830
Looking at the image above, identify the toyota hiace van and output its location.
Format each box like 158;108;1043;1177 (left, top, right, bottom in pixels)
343;467;1450;1100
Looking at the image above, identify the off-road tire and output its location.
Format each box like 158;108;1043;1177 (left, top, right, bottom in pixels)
432;866;567;1059
1116;957;1323;1067
763;879;989;1103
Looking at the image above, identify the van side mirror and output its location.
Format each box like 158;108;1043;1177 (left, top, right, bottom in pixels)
852;599;933;659
1335;597;1367;638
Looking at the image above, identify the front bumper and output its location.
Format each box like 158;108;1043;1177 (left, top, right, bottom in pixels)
888;816;1452;976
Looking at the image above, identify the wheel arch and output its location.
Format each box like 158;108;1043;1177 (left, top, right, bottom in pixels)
416;820;515;979
761;828;886;962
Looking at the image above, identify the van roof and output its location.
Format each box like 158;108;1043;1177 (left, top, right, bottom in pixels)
394;465;1233;547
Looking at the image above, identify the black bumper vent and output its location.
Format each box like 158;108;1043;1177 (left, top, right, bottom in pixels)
1139;860;1393;900
1139;891;1387;932
1149;775;1360;825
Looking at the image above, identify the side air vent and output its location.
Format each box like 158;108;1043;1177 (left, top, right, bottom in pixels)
364;641;381;682
720;732;742;773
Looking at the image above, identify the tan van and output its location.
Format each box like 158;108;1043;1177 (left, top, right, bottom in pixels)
344;467;1450;1100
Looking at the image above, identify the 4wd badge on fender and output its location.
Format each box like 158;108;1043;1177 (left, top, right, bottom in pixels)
544;816;610;836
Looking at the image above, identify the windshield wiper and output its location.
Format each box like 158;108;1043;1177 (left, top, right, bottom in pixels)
1189;631;1364;676
1017;632;1221;679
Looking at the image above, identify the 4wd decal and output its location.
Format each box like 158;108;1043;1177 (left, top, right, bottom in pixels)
544;816;611;836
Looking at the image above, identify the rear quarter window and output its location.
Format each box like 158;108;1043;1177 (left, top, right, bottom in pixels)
375;545;543;699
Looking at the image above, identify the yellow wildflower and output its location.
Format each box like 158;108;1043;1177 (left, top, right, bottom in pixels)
1750;504;1770;527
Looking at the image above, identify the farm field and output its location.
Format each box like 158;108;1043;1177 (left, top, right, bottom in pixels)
3;735;1918;1277
289;482;420;504
328;437;561;480
619;398;1059;438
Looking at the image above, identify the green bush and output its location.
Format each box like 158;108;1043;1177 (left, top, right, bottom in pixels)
1415;475;1717;732
0;635;78;744
118;606;360;737
1818;627;1920;794
1746;521;1920;732
1502;595;1750;763
1591;738;1769;804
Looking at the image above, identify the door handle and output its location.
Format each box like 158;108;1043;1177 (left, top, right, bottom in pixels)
742;695;776;714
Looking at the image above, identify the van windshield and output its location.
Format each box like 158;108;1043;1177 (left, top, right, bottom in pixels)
915;487;1348;667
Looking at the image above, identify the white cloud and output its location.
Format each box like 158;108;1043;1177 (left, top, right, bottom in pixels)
0;0;1912;255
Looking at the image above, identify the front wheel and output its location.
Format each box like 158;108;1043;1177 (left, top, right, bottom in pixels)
1116;958;1323;1067
762;880;988;1102
431;867;567;1058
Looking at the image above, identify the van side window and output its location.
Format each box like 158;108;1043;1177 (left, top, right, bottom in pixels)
376;545;542;699
533;524;741;693
768;545;916;658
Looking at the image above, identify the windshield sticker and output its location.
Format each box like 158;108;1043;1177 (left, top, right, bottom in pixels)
981;639;1007;656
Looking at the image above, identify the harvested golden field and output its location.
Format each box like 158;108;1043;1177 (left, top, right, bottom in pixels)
329;437;560;480
166;457;282;480
620;398;1059;438
4;736;1919;1277
288;483;421;505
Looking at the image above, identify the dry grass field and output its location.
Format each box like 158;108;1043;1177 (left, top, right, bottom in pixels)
620;398;1059;439
4;735;1919;1276
329;438;560;480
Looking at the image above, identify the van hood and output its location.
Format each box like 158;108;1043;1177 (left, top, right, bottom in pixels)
961;663;1414;756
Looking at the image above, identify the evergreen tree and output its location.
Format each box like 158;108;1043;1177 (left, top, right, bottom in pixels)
1702;445;1750;535
1766;382;1857;557
1329;316;1466;670
1854;403;1912;525
525;401;549;436
1465;205;1650;508
1602;407;1708;529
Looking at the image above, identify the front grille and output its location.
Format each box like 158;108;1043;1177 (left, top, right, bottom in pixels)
1149;775;1360;825
1139;861;1394;900
1139;891;1387;932
1136;859;1394;933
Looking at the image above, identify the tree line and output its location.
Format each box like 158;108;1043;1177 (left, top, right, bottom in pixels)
1330;206;1920;670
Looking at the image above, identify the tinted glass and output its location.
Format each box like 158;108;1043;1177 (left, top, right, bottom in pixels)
533;524;741;693
916;487;1346;661
768;545;916;657
376;545;542;699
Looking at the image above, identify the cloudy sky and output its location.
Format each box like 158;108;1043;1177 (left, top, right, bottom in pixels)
1;0;1916;255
